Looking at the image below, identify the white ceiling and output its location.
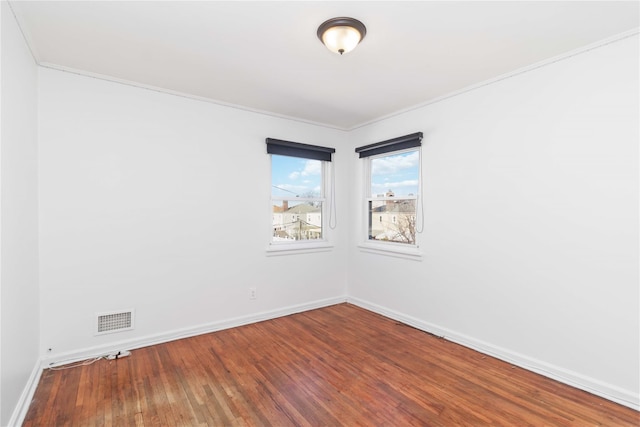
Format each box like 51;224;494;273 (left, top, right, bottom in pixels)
9;1;639;130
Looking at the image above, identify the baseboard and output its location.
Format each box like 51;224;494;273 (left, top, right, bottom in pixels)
42;296;348;369
348;297;640;411
8;359;43;427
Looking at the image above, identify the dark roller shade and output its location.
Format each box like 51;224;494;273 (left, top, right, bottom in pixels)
355;132;422;158
266;138;335;162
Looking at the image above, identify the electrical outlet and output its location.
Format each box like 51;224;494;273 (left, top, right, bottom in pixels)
249;287;257;300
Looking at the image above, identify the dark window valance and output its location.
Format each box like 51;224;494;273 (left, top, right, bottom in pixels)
355;132;423;158
266;138;335;162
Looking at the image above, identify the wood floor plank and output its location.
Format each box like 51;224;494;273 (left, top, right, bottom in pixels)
23;304;639;426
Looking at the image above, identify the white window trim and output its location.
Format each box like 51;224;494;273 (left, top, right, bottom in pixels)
267;159;334;255
357;241;422;261
267;241;334;256
359;147;423;260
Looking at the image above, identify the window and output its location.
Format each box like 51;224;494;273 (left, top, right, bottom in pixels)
356;133;423;251
267;138;335;249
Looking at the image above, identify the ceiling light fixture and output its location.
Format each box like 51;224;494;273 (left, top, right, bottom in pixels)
317;17;367;55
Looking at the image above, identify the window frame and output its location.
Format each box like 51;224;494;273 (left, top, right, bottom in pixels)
266;139;335;256
356;133;423;260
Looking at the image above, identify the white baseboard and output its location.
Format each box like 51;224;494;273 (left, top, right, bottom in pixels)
42;296;348;369
348;296;640;411
8;359;43;427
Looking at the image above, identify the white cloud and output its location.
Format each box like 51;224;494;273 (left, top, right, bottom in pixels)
301;160;321;176
286;160;320;180
372;180;419;190
371;151;419;175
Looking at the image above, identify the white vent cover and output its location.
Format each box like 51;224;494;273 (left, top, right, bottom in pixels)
95;310;134;335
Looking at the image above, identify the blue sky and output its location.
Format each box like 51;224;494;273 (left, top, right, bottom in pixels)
371;150;419;197
271;150;419;199
271;155;322;198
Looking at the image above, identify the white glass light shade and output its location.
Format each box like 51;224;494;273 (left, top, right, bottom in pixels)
321;26;362;55
317;17;367;55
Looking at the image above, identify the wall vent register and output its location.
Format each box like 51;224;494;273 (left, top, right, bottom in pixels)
95;310;134;335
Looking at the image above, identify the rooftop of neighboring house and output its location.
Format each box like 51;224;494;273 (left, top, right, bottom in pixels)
372;199;416;214
285;204;321;214
273;203;321;214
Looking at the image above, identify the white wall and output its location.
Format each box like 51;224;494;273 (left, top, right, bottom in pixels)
0;1;40;425
38;68;349;360
7;15;638;419
347;35;639;407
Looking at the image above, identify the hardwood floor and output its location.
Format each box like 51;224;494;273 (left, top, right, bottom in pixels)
24;304;638;426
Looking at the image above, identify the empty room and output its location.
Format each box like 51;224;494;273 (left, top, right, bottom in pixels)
1;1;638;425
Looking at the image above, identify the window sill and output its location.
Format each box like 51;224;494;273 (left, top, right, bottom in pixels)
357;242;423;261
266;241;334;256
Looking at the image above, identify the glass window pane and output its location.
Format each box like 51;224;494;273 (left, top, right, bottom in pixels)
368;199;416;244
370;150;419;198
272;200;323;241
272;155;322;198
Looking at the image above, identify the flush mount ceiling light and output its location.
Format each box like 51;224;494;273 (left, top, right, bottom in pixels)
317;17;367;55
